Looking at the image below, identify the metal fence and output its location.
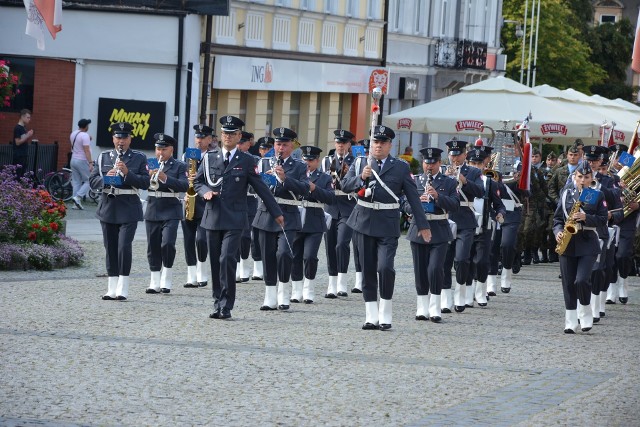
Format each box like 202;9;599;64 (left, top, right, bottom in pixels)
1;141;60;181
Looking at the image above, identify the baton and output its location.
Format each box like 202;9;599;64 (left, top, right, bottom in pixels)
280;225;293;254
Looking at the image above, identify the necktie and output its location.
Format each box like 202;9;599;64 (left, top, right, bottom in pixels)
377;159;383;171
338;156;343;164
224;151;230;167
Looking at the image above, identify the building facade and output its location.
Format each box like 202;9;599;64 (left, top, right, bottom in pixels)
201;0;386;152
384;0;506;153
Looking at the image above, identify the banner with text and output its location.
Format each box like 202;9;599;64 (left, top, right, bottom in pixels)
97;98;167;150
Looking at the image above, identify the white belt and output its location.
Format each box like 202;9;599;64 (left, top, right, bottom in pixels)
574;225;597;232
275;197;301;206
335;190;352;196
426;213;448;220
148;191;181;198
107;188;139;196
247;192;257;198
459;201;474;207
357;200;400;210
300;200;324;208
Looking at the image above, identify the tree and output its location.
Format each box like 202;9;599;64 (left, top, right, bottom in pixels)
501;0;606;93
588;18;634;100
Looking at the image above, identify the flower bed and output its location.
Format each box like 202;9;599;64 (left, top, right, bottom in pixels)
0;166;84;270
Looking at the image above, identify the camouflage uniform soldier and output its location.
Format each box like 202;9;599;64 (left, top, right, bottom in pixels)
520;149;547;265
539;152;557;263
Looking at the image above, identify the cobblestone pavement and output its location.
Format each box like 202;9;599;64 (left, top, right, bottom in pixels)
1;204;638;426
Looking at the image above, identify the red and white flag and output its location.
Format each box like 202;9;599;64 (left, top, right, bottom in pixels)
632;9;640;73
23;0;62;50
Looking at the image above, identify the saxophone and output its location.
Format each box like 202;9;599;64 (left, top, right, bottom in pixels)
185;157;197;220
555;192;582;255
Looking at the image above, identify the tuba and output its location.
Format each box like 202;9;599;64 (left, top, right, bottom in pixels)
618;154;640;217
184;157;197;220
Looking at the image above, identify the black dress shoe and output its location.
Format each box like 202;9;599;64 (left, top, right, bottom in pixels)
183;283;198;288
197;281;208;288
209;310;220;319
501;287;511;294
379;323;392;330
605;299;615;305
324;293;337;299
239;278;249;283
362;322;379;330
251;276;263;280
454;305;465;313
290;298;300;303
337;291;348;297
102;295;115;300
619;297;628;304
116;296;127;301
478;302;487;307
259;305;277;311
465;303;474;308
488;291;496;297
415;315;429;321
278;304;289;311
581;327;591;332
351;288;363;293
161;288;170;294
303;299;313;304
430;316;442;323
532;251;540;264
564;328;575;334
441;308;452;314
146;288;160;294
220;310;232;320
600;311;605;317
593;317;600;323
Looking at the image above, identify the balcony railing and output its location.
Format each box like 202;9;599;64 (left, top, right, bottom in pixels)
434;38;488;70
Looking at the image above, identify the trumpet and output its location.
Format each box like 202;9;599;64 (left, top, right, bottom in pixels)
149;159;165;191
484;151;501;180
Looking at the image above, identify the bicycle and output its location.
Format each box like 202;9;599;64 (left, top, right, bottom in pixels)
46;167;73;202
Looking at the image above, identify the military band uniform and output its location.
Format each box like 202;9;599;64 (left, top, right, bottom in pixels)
405;150;459;322
553;179;608;333
144;135;189;294
291;147;336;304
489;177;524;295
252;128;310;311
181;152;208;288
341;126;430;330
182;124;214;289
237;149;262;282
194;116;283;319
466;151;506;307
321;138;359;298
89;122;149;301
441;141;484;313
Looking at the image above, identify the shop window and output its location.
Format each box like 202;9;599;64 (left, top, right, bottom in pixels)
240;90;248;124
265;91;274;136
0;56;34;113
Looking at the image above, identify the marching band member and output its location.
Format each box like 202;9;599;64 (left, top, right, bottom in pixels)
144;134;189;294
290;146;336;304
486;166;524;297
341;126;431;330
89;122;149;301
466;148;505;306
251;136;276;280
320;129;359;298
405;147;458;323
194;116;283;320
441;140;484;313
235;131;261;283
553;163;608;334
182;124;213;289
253;127;309;311
607;144;639;305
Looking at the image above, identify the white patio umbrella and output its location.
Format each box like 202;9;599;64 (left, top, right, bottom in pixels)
534;85;638;145
382;76;595;140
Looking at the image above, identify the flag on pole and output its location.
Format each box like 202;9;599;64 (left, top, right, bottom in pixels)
632;8;640;73
23;0;62;50
35;0;62;39
23;0;46;50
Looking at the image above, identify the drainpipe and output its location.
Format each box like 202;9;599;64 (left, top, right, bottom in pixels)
200;15;213;124
174;15;184;156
